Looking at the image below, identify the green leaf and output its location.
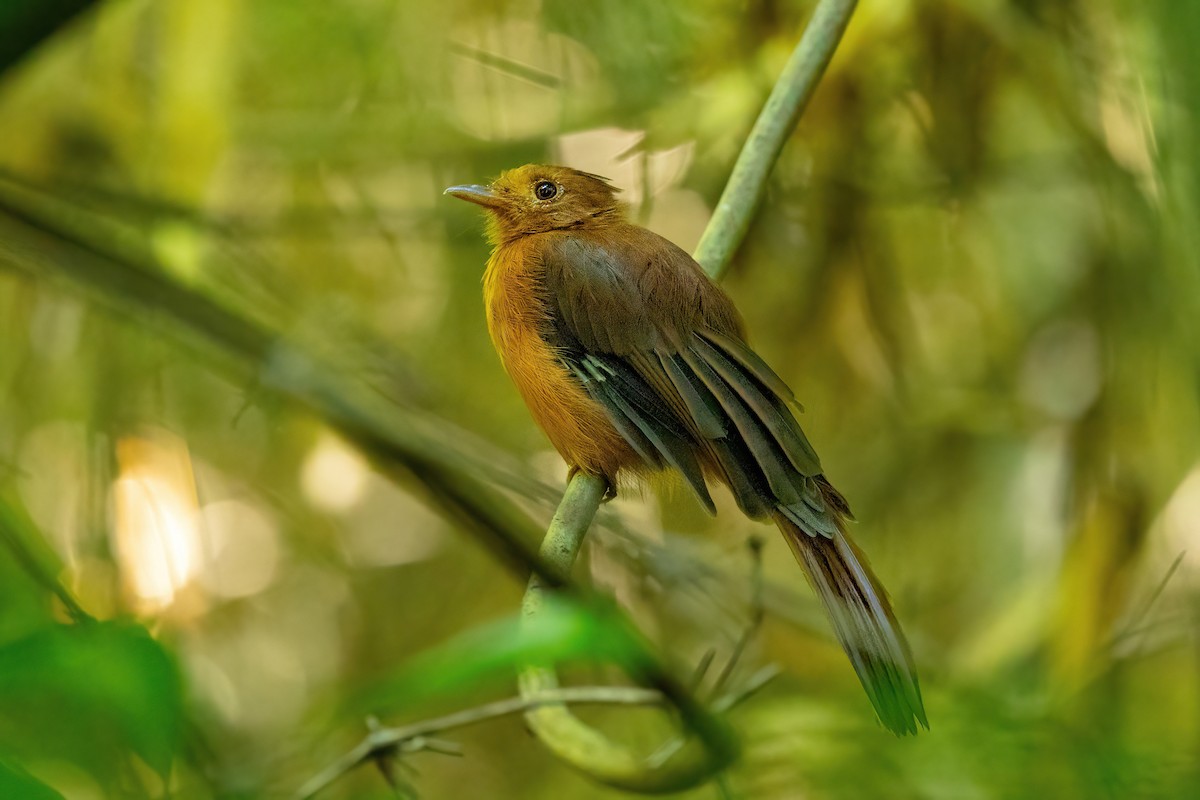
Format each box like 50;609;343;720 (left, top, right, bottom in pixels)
357;596;641;713
0;758;65;800
0;622;183;781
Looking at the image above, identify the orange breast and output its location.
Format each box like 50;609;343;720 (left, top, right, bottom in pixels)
483;241;636;481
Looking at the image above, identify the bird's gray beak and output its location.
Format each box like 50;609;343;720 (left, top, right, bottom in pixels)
444;184;505;209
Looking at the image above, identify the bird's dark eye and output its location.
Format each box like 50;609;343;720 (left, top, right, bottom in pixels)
534;181;558;201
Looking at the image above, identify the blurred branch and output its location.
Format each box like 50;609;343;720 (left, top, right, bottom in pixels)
693;0;858;279
709;536;766;699
0;165;442;236
294;686;665;799
0;0;96;77
0;175;558;584
1108;550;1187;653
448;41;562;89
0;497;92;624
689;536;766;699
514;2;859;789
518;475;738;792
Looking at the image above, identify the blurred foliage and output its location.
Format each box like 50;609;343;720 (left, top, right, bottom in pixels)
358;595;641;715
0;621;182;781
1;0;1199;798
0;1;95;74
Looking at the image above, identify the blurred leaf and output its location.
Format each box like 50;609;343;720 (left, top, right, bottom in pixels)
0;622;183;781
0;0;95;76
358;596;640;713
0;759;64;800
542;0;704;115
0;496;88;625
0;521;58;645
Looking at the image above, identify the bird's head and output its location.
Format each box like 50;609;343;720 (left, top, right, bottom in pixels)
445;164;621;244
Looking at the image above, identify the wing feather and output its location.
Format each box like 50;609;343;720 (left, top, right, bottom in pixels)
691;334;822;476
570;353;715;513
655;351;726;440
697;328;801;408
678;347;804;507
570;362;664;468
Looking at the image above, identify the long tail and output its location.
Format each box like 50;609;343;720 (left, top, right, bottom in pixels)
773;511;928;735
589;328;927;732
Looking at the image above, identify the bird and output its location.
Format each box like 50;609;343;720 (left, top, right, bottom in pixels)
446;164;927;735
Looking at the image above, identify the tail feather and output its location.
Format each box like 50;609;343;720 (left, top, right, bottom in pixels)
604;329;927;733
774;512;928;735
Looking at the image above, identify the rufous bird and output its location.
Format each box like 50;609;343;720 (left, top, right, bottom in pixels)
447;165;927;735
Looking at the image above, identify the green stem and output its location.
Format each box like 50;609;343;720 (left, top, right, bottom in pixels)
517;0;860;791
519;475;738;792
693;0;859;279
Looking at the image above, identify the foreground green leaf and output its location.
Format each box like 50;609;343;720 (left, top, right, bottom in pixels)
0;622;183;781
357;596;640;713
0;759;64;800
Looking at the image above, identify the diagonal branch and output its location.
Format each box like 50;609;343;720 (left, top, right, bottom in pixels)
0;497;92;624
693;0;858;280
0;175;554;584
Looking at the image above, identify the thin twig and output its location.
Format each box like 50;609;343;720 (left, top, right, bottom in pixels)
1108;550;1187;651
0;499;92;624
448;42;562;89
692;648;718;689
712;535;767;698
294;687;665;799
711;665;782;715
